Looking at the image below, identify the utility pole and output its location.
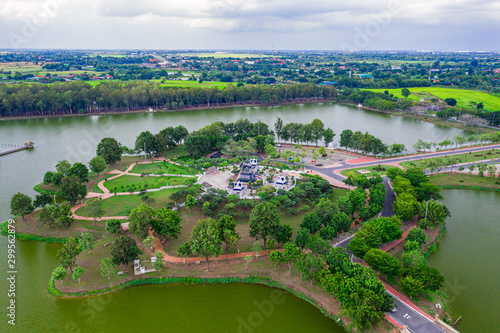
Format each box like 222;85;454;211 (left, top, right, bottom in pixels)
144;142;146;162
53;194;57;207
424;201;429;220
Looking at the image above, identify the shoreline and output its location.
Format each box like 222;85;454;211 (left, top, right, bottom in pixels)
2;99;499;135
0;98;337;122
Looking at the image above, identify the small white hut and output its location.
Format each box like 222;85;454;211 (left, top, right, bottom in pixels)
233;182;244;192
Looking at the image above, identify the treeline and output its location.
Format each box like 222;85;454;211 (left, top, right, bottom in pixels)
0;81;337;116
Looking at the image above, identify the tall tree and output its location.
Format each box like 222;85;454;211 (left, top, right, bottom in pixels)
86;197;104;226
60;176;87;204
128;203;156;239
249;202;282;250
100;258;117;280
323;128;335;147
10;192;34;223
111;235;143;272
57;237;80;272
152;208;183;242
97;137;122;165
275;117;283;142
88;156;106;175
135;131;156;156
216;215;240;259
66;162;89;182
189;218;223;272
339;129;353;149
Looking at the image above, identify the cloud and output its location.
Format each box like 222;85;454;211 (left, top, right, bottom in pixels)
0;0;499;49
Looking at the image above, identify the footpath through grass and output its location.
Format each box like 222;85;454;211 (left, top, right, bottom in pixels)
75;188;178;217
401;149;500;169
430;172;500;191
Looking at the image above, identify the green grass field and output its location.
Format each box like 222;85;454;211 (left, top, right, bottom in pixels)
104;175;196;193
130;161;199;175
364;87;500;112
401;149;500;169
340;165;399;177
76;188;178;217
430;173;500;191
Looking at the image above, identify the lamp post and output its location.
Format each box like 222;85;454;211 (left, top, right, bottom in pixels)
404;313;411;327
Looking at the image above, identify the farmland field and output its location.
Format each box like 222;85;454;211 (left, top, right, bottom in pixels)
364;87;500;111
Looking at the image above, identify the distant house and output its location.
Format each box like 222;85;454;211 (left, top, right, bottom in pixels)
276;176;288;186
233;182;243;192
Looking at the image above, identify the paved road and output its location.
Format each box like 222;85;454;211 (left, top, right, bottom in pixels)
310;146;500;332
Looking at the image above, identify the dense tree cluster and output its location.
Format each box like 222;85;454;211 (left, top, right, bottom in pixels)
0;81;337;116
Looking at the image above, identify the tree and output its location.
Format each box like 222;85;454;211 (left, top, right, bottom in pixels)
445;98;457;107
418;200;450;229
409;264;445;291
10;192;34;223
310;119;325;146
275;117;283;142
393;193;418;221
217;215;240;259
135;131;156;156
189;218;223;272
66;162;89;182
33;192;53;208
152;208;183;242
313;198;337;228
468;163;475;179
249;202;282;249
106;219;122;234
78;232;95;251
43;171;54;185
244;255;252;270
51;266;67;284
38;204;74;228
323;128;335;147
184;135;211;158
143;236;155;250
487;165;497;180
97;137;121;165
477;162;487;177
60;176;87;204
270;250;283;271
86;197;104;226
300;212;321;234
128;203;155;239
72;267;84;284
339;129;353;149
401;250;425;269
58;237;80;272
56;160;72;175
363;249;401;277
185;195;196;210
152;251;165;271
283;243;302;275
406;227;427;247
88;156;106;175
400;275;424;298
275;224;293;245
401;88;410;99
331;212;352;234
100;258;116;280
111;235;143;272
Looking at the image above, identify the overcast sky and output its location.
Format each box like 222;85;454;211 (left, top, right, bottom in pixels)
1;0;499;51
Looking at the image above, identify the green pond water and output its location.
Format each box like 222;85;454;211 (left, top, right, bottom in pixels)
428;190;500;333
0;102;489;333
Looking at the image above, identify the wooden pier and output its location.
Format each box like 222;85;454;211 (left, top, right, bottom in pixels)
0;141;35;156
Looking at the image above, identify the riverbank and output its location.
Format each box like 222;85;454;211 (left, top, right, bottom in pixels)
0;98;337;121
340;102;499;134
430;173;500;192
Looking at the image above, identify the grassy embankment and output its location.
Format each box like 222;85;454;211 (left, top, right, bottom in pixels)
365;87;500;112
400;149;500;169
429;173;500;191
103;175;196;193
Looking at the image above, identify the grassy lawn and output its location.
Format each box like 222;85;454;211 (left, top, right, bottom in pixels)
75;188;178;217
401;149;500;169
429;173;500;191
130;161;199;175
364;87;500;112
103;175;196;193
340;165;399;177
161;145;188;159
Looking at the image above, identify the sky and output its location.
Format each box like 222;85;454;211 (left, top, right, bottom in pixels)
0;0;499;51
